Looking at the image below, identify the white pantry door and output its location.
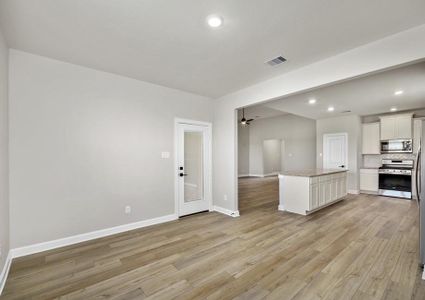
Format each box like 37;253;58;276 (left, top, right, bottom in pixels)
176;121;211;217
323;133;348;170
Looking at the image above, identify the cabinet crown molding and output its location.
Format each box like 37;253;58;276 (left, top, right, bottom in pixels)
379;113;414;119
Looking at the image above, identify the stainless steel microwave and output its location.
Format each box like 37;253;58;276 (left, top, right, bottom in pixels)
380;139;413;154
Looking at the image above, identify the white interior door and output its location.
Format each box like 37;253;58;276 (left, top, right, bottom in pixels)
323;133;348;170
176;121;211;217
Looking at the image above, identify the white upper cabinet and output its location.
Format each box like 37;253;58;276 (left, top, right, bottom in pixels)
380;113;413;140
380;117;396;140
362;123;380;154
395;114;413;139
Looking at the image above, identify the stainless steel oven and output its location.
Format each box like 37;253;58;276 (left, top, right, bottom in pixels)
380;139;413;153
378;159;413;199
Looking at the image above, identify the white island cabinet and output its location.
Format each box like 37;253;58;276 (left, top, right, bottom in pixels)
278;169;348;215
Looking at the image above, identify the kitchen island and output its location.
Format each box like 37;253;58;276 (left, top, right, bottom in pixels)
278;169;348;215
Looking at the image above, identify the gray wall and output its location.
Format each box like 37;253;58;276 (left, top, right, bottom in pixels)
316;115;362;192
248;114;317;175
237;124;250;175
262;139;283;175
9;50;213;248
0;26;9;273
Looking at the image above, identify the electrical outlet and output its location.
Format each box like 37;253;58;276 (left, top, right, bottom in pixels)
224;194;228;201
125;206;131;214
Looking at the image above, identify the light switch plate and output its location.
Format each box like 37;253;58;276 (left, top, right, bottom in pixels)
161;151;170;159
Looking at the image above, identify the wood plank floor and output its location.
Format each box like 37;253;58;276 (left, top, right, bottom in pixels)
2;176;425;299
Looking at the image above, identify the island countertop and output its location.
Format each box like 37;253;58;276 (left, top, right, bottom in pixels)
279;169;348;177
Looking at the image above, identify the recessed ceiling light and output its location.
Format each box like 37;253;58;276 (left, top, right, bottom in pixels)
390;107;398;112
207;15;223;28
394;90;404;96
327;106;335;112
308;99;317;104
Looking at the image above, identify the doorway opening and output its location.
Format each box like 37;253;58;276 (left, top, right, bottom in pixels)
236;106;318;214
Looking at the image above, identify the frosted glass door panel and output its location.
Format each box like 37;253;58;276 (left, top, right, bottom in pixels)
184;132;204;203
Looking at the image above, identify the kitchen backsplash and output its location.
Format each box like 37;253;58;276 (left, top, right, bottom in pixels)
363;153;416;168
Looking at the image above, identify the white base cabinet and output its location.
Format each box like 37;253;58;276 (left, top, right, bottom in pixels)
279;171;347;215
360;169;379;193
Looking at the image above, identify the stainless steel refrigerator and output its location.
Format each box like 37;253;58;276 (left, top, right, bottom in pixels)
417;120;425;265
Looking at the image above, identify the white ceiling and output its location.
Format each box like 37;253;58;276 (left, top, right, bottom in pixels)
262;61;425;119
1;0;425;98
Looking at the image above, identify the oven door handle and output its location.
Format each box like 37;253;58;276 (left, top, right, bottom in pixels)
378;172;412;176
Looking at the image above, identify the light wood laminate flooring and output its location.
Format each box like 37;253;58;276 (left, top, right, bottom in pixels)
2;176;425;299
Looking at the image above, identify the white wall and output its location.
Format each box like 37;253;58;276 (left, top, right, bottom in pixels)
0;27;9;275
9;50;213;248
316;115;362;192
262;139;282;175
237;124;249;176
213;25;425;212
248;114;316;175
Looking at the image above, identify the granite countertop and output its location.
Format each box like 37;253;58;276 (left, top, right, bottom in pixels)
279;169;348;177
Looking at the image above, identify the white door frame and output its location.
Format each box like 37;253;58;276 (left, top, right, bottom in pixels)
174;118;212;217
323;132;348;169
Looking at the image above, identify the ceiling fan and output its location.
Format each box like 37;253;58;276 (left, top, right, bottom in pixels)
240;108;254;126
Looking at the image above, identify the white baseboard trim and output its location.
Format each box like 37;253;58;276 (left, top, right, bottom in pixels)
348;189;360;195
10;214;178;259
278;205;285;211
0;251;12;296
238;174;250;178
263;172;279;177
360;190;378;195
422;267;425;280
213;206;240;217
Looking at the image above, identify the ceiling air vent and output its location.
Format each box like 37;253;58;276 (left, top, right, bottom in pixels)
265;56;287;66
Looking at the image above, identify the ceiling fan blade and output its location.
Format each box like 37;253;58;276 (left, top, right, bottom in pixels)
247;119;254;122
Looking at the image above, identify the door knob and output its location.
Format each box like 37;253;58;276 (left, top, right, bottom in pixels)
339;165;345;168
179;173;188;177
